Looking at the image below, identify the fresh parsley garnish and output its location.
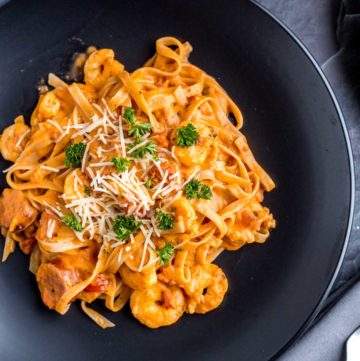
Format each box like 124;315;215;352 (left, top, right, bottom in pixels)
84;186;91;196
184;178;212;200
176;123;199;147
128;123;152;139
124;107;152;139
128;140;157;159
65;143;86;168
62;214;83;232
113;215;142;241
156;242;174;266
155;210;174;230
144;179;152;188
111;157;130;172
124;107;136;125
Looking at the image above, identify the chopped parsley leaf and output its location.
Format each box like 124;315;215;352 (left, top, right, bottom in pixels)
155;210;174;230
156;242;174;266
176;123;199;147
111;157;130;173
124;107;136;125
128;140;157;159
62;214;83;232
65;143;86;168
113;215;142;242
128;123;152;139
144;179;152;188
184;178;212;200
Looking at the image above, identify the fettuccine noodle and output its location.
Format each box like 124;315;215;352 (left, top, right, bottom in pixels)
0;37;275;328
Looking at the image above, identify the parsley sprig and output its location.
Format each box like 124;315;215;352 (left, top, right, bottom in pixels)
156;242;174;266
84;186;91;196
111;157;130;172
128;140;157;159
155;210;174;230
128;123;152;139
184;178;212;200
176;123;199;147
62;214;83;232
113;215;142;242
144;179;152;188
124;107;136;125
65;143;86;168
124;107;152;139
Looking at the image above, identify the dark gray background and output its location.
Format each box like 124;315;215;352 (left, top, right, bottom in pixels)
258;0;360;295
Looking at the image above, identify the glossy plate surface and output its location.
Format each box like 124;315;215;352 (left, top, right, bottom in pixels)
0;0;354;360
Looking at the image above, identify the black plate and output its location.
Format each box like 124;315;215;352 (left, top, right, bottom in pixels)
0;1;354;360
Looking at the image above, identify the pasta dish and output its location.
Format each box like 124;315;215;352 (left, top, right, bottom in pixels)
0;37;275;328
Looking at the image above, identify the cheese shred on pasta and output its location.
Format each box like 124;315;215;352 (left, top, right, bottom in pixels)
0;37;275;329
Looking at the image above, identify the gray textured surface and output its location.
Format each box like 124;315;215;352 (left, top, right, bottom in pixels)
258;0;360;292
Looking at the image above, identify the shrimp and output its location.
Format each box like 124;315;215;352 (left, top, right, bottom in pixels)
76;83;97;103
130;283;186;328
63;169;88;203
84;49;124;89
38;91;61;119
171;122;217;167
172;197;198;234
185;264;228;314
119;264;157;290
0;116;30;162
224;202;275;250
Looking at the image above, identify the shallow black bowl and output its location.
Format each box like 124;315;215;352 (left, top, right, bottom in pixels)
0;0;354;360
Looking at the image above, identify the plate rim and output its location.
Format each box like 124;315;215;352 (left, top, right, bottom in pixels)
0;1;355;359
251;1;355;359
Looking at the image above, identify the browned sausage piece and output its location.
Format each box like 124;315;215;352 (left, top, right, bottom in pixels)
36;263;79;310
0;189;38;231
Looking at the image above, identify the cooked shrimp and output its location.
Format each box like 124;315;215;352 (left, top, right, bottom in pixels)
224;202;275;250
130;283;185;328
186;264;228;314
84;49;123;89
172;122;217;167
38;91;61;119
172;197;198;233
119;264;157;290
0;116;30;162
63;169;88;203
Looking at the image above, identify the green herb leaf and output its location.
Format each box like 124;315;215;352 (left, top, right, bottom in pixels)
144;179;152;188
128;123;152;139
84;186;91;196
184;178;212;200
155;210;174;230
128;140;157;159
113;215;142;241
176;123;199;147
124;107;136;125
62;214;83;232
156;242;174;266
111;157;130;173
65;143;86;168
